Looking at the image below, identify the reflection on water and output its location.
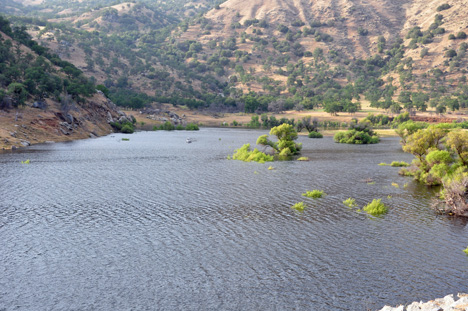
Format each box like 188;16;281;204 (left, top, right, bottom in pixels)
0;129;467;310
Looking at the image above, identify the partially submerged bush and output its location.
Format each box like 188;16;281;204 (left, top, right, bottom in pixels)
390;161;409;167
334;122;379;144
343;198;357;207
308;131;323;138
302;190;325;198
363;199;389;216
464;246;468;256
438;168;468;217
229;144;274;163
297;157;309;161
291;202;306;211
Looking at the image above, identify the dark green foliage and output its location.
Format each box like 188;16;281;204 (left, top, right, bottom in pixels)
185;123;199;130
308;131;323;138
334;122;379;144
111;121;135;133
436;3;451;11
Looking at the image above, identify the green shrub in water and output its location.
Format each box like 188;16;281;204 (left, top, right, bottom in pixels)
343;198;357;208
464;246;468;256
291;202;306;211
363;199;388;216
308;131;323;138
230;144;274;163
302;190;325;198
390;161;409;167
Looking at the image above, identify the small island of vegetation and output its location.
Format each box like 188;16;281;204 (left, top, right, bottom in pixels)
230;124;302;162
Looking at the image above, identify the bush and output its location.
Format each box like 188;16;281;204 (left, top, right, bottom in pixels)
161;121;175;131
334;129;379;144
363;199;388;216
308;131;323;138
302;190;325;198
230;144;274;163
343;198;357;208
185;123;199;130
390;161;410;167
121;124;135;133
291;202;306;211
464;246;468;256
436;3;451;11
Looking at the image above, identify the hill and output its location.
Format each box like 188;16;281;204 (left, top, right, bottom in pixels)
0;16;133;150
2;0;468;116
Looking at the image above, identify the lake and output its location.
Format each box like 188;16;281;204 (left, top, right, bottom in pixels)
1;128;467;310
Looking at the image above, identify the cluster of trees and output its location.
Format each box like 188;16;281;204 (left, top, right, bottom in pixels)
0;16;95;109
397;124;468;216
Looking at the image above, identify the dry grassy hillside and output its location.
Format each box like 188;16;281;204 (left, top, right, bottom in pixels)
205;0;411;57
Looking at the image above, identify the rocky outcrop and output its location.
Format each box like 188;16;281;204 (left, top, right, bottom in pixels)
379;294;468;311
0;92;129;150
139;107;185;125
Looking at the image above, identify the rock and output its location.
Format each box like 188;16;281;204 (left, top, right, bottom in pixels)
20;140;30;147
65;113;74;124
32;101;47;109
9;131;16;138
11;145;17;150
379;294;468;311
60;128;69;135
107;112;114;123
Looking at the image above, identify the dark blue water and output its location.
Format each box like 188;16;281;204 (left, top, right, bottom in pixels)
1;128;467;310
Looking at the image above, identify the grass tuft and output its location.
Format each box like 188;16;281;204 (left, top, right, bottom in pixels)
378;163;389;166
391;182;400;188
21;159;30;164
464;247;468;256
363;199;389;216
122;138;130;141
302;190;325;198
268;166;275;170
297;157;309;161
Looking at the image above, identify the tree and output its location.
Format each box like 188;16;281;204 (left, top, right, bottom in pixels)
257;124;302;157
445;130;468;166
7;82;28;107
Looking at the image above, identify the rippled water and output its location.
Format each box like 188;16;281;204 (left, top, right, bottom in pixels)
1;128;468;310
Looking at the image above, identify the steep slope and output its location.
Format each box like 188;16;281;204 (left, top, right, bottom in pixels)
0;17;131;150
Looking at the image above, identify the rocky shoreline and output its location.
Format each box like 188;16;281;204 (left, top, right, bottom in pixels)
0;92;129;150
379;294;468;311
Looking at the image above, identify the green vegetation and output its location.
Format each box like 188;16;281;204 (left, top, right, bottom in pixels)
153;122;199;131
378;163;390;166
308;131;323;138
297;157;309;161
334;122;379;144
390;161;409;167
302;190;325;198
398;127;468;216
121;138;130;141
0;16;95;108
464;246;468;256
363;199;389;216
343;198;357;208
257;124;302;157
291;202;306;211
229;144;274;163
21;159;30;164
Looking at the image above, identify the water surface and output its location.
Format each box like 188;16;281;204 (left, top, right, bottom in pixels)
1;129;467;310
